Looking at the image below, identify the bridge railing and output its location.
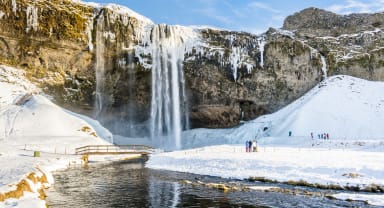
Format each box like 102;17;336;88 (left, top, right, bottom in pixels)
75;145;155;155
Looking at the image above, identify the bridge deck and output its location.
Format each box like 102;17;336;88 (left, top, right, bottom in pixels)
75;145;155;155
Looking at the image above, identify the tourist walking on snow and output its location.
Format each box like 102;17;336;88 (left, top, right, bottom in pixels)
245;140;249;152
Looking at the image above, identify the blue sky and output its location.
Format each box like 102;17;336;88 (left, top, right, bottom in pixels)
90;0;384;34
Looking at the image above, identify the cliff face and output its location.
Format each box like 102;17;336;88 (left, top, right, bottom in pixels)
0;1;382;135
283;7;384;81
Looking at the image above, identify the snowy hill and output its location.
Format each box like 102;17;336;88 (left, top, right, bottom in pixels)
0;65;113;153
182;75;384;148
0;65;117;207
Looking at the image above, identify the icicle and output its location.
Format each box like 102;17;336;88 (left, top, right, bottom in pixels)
230;47;241;81
11;0;17;13
86;15;95;52
26;3;38;33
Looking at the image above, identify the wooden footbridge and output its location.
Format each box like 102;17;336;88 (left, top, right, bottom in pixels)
75;145;155;156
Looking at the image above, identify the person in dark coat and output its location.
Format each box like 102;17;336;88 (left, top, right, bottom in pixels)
248;141;252;153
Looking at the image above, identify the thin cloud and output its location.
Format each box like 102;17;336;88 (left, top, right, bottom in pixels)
327;0;384;14
195;7;233;25
247;1;280;13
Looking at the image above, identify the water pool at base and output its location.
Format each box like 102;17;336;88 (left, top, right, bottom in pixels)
46;160;374;208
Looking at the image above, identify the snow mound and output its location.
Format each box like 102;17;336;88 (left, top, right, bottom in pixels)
0;65;112;153
182;75;384;149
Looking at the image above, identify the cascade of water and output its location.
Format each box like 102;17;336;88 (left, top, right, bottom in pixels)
258;36;265;68
230;47;240;81
126;52;137;136
149;25;195;150
320;55;328;80
94;11;106;118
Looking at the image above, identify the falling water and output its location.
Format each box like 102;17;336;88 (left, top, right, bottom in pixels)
126;52;137;136
258;36;266;68
94;11;106;118
320;55;328;80
149;24;195;150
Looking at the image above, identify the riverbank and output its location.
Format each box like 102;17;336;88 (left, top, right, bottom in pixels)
147;144;384;206
0;147;142;208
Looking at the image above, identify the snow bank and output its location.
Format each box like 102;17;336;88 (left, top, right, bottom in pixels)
181;75;384;149
333;193;384;206
0;65;115;207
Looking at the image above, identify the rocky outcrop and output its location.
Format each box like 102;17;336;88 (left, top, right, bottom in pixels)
0;1;382;135
185;28;322;128
283;7;384;37
283;8;384;82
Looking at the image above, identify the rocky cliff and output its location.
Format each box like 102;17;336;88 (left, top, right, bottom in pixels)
283;7;384;81
0;1;382;137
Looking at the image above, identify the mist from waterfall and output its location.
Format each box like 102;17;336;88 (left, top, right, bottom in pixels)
149;25;192;150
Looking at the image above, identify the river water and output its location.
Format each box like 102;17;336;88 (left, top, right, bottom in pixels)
46;159;373;208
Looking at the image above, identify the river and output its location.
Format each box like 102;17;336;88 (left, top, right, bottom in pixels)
46;159;373;207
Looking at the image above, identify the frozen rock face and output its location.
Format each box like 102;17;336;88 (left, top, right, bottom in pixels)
283;7;384;37
283;8;384;81
0;1;382;133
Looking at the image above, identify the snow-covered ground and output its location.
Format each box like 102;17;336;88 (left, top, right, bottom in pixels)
147;75;384;206
0;65;121;208
2;62;384;207
180;75;384;148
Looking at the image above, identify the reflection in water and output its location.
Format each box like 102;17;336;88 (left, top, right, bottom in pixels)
46;161;375;208
172;182;180;208
148;179;180;207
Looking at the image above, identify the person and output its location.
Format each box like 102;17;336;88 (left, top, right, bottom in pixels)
326;133;329;140
252;140;258;152
248;140;252;153
289;131;292;137
245;140;249;152
311;132;313;139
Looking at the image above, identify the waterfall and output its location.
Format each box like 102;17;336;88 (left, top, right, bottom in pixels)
149;24;196;150
320;55;328;80
94;11;106;118
230;47;240;81
258;36;265;68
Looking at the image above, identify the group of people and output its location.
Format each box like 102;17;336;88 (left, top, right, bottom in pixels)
245;140;258;152
311;132;330;140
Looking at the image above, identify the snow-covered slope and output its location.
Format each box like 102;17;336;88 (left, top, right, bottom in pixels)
0;65;115;207
0;65;113;153
182;75;384;148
